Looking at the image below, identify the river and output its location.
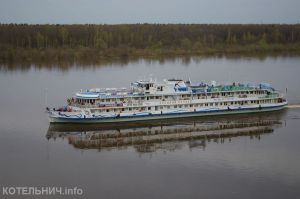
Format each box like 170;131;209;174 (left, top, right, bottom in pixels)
0;55;300;199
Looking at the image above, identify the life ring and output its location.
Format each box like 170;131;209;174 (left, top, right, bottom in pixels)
84;110;90;115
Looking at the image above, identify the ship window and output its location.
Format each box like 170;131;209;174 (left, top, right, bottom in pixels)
174;105;177;108
220;102;223;106
205;103;208;106
160;106;163;110
179;105;182;108
155;106;158;111
148;107;151;110
106;109;109;112
190;104;193;107
210;103;213;106
146;84;150;90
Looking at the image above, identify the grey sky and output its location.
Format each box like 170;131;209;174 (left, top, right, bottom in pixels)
0;0;299;24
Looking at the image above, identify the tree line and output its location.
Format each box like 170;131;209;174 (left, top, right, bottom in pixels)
0;24;300;62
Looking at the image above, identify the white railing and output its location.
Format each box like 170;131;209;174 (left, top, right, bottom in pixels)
70;93;284;109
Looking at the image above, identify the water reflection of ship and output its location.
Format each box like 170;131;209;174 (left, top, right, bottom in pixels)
46;111;286;153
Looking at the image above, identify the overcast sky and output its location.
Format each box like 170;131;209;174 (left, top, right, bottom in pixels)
0;0;299;24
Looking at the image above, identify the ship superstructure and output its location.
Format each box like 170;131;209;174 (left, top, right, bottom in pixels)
47;78;287;123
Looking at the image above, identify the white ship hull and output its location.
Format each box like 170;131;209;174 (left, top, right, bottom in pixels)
49;102;287;124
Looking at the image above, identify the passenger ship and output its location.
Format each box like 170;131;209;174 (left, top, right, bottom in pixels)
47;78;288;123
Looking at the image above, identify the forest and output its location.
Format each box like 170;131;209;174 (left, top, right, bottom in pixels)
0;24;300;63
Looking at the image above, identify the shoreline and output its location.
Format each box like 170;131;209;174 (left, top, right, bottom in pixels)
1;46;300;66
1;24;300;65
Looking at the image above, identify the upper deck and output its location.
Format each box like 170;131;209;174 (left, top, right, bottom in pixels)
74;79;276;100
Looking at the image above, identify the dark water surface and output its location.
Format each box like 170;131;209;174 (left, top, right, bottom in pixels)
0;56;300;199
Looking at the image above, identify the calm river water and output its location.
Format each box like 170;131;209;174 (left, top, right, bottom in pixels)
0;55;300;199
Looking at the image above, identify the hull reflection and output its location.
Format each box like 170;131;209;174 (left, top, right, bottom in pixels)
46;111;286;153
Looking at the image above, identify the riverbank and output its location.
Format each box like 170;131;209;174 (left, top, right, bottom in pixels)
1;44;300;64
1;24;300;65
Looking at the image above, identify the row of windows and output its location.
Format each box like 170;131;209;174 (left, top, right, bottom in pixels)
77;99;96;104
81;90;268;104
92;99;278;113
